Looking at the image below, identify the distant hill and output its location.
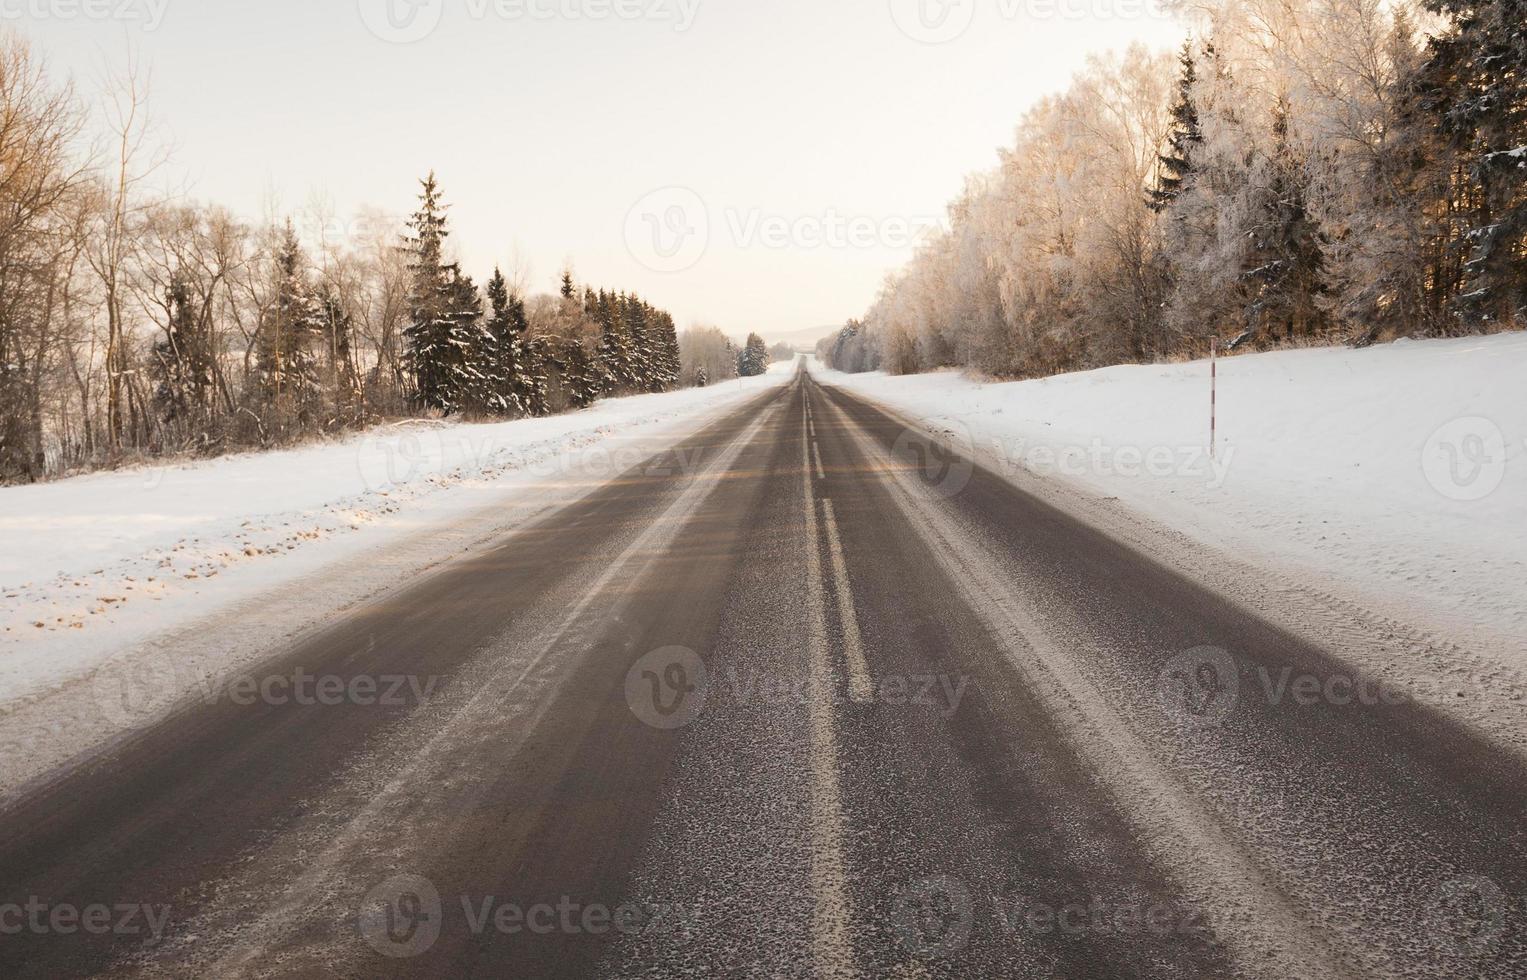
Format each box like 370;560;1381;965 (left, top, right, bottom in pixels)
765;324;843;351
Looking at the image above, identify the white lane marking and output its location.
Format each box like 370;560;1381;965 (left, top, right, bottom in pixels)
206;405;784;977
825;396;1343;980
821;499;874;704
812;441;827;481
801;402;858;979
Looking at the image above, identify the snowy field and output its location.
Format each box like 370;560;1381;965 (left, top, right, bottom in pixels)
0;366;794;718
812;334;1527;674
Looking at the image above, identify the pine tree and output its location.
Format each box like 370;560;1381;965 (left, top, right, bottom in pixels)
595;290;635;392
694;365;709;388
1150;41;1203;212
561;338;601;409
522;322;550;417
317;285;361;421
560;269;576;300
623;295;658;391
447;268;491;413
1234;103;1330;347
723;338;740;380
737;332;769;377
483;267;529;416
650;310;680;390
402;173;479;414
522;336;554;415
152;271;214;426
1417;0;1527;325
255;223;324;418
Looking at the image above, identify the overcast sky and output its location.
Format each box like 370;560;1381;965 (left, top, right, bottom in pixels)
16;0;1186;344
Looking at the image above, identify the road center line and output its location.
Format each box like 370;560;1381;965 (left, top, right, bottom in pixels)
801;392;858;979
821;499;874;704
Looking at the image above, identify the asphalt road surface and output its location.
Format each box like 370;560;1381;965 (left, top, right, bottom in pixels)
1;366;1522;979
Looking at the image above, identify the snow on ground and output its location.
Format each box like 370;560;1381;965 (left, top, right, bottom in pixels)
0;365;794;715
812;334;1527;672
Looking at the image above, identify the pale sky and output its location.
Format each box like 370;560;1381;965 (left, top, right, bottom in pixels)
15;0;1187;344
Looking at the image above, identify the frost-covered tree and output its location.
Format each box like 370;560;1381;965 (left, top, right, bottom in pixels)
402;173;479;414
560;337;601;409
679;325;739;385
647;308;681;391
622;293;654;388
592;289;636;391
317;284;361;421
1234;102;1331;347
1416;0;1527;325
483;266;530;416
151;271;215;427
738;332;769;377
254;223;324;418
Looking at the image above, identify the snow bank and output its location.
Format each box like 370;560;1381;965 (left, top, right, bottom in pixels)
0;368;794;710
812;335;1527;662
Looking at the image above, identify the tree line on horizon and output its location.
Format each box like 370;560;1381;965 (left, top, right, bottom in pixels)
0;32;779;485
820;0;1524;377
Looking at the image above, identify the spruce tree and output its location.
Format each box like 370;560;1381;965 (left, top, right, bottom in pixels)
723;338;740;380
152;271;214;426
737;333;769;377
595;290;635;392
1150;41;1204;212
1235;103;1329;346
447;268;490;413
522;336;554;415
484;267;529;416
317;285;361;421
521;318;550;417
562;338;601;409
1417;0;1527;325
622;294;655;391
255;223;324;419
402;173;479;414
651;310;681;390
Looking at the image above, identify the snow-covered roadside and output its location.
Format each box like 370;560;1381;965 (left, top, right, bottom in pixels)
811;335;1527;731
0;365;794;716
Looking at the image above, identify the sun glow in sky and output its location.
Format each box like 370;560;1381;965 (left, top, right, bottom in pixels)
18;0;1186;344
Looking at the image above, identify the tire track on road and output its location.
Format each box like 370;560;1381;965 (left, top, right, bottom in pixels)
820;380;1347;980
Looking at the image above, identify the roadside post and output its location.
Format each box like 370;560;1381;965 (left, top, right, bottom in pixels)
1210;339;1218;461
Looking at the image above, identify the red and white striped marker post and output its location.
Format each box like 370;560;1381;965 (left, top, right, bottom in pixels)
1210;339;1218;461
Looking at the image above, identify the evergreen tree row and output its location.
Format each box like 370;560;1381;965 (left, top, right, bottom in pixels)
583;287;682;396
400;173;682;419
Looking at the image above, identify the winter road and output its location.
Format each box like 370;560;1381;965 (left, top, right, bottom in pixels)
1;365;1522;979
